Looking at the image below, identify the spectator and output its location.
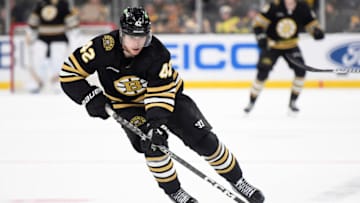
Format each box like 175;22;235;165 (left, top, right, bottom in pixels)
144;3;163;33
160;2;186;33
183;11;212;33
304;0;319;12
236;4;259;34
226;0;250;17
0;20;3;35
10;0;30;23
0;2;5;34
338;0;359;10
348;14;360;32
0;0;33;34
325;2;349;32
79;0;109;23
215;5;241;33
152;0;167;14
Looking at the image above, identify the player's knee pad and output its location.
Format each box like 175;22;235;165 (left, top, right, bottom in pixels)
123;123;149;154
294;67;306;77
125;131;144;154
257;66;271;81
289;55;306;77
190;131;219;156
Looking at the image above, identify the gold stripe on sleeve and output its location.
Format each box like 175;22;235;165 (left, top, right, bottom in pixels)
145;103;174;112
69;54;90;77
59;76;85;82
147;82;175;93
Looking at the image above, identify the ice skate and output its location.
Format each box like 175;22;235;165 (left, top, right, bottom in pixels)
243;102;255;113
232;177;265;203
289;100;300;113
168;188;198;203
28;82;44;94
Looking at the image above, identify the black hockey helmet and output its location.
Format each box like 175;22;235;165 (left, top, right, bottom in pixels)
119;7;152;46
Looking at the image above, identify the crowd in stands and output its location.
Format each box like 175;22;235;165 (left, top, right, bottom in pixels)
1;0;360;34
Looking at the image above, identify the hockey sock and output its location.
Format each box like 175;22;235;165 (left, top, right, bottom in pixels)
249;79;264;103
145;152;180;194
290;77;305;102
204;142;243;184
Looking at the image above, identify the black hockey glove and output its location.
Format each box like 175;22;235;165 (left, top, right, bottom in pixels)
82;86;109;119
313;27;324;40
141;122;169;153
256;33;268;50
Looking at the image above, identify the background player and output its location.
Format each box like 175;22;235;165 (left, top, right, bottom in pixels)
26;0;78;93
60;7;264;203
244;0;324;113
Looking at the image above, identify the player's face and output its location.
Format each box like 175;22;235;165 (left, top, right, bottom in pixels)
122;34;147;57
285;0;297;11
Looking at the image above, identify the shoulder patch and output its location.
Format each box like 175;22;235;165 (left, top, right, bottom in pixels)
261;4;271;13
102;35;115;51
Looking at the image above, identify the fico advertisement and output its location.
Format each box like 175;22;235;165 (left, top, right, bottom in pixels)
157;34;360;82
158;34;259;81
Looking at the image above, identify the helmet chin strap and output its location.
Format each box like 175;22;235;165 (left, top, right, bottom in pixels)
144;32;152;47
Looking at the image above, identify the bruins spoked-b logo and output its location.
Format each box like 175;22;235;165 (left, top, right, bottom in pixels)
276;18;297;39
114;76;147;96
41;5;58;21
130;116;146;127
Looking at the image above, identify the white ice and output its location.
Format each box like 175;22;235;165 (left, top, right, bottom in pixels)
0;89;360;203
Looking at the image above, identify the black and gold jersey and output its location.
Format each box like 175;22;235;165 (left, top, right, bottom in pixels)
60;30;183;121
28;0;78;42
253;0;320;49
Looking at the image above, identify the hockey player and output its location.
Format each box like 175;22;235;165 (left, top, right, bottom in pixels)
60;7;265;203
244;0;324;113
26;0;78;93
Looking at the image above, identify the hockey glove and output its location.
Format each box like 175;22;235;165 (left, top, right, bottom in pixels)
82;86;109;119
256;33;268;50
141;123;169;152
313;27;324;40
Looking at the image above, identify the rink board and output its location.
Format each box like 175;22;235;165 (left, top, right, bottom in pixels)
1;33;360;90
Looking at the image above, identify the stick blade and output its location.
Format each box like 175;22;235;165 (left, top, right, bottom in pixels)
285;54;334;72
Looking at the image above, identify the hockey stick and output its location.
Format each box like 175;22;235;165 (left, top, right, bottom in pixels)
105;105;245;203
285;54;360;73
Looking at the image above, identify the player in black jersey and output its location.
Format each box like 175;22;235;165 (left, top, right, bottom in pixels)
27;0;78;93
60;7;264;203
244;0;324;114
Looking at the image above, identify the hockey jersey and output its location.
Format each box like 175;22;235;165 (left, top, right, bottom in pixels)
60;30;183;121
253;0;321;49
28;0;78;42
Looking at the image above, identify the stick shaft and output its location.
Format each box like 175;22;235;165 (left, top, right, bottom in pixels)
285;54;360;73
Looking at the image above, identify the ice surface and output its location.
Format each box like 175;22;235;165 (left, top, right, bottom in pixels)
0;89;359;203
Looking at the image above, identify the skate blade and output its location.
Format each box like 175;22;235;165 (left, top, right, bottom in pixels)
287;109;299;117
